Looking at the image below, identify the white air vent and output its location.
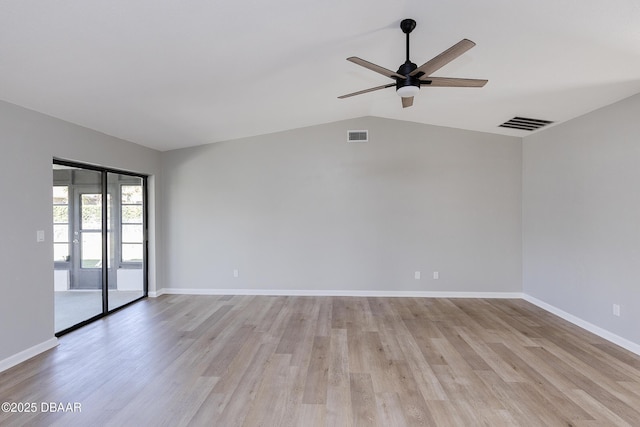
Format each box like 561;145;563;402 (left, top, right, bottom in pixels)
347;130;368;142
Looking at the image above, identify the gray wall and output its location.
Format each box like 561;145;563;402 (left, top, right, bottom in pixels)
162;117;522;293
0;100;161;363
6;87;640;364
523;93;640;345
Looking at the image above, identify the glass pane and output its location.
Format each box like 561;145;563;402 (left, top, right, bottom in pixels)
53;224;69;243
81;194;102;230
53;186;68;204
122;205;143;223
54;243;70;262
53;205;68;224
81;232;102;268
122;224;143;243
122;243;143;262
54;288;103;332
122;185;143;204
54;164;103;334
110;174;144;311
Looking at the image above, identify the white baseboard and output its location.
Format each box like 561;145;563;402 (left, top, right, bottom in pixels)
0;337;59;373
158;287;523;299
523;294;640;356
148;289;164;298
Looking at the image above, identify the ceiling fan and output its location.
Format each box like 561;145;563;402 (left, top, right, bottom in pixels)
338;19;487;108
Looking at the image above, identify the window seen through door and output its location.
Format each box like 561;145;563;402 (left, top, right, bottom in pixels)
53;186;70;262
121;185;143;263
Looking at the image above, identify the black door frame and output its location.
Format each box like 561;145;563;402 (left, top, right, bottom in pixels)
53;158;149;336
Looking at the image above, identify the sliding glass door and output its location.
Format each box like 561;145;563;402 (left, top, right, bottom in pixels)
108;172;145;311
53;167;104;331
53;160;147;334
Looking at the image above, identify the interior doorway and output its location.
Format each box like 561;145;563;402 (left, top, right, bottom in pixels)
53;160;147;334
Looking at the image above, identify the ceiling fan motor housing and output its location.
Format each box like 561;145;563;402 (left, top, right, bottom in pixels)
396;61;421;93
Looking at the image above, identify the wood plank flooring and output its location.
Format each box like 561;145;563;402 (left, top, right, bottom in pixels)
2;295;640;426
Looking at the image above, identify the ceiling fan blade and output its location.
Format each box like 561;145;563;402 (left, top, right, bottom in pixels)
401;96;414;108
338;83;395;99
347;57;406;80
420;77;488;87
409;39;476;78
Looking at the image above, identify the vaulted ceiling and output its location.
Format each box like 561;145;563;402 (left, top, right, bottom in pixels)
2;1;640;151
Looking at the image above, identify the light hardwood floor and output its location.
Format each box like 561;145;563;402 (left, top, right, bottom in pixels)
2;295;640;426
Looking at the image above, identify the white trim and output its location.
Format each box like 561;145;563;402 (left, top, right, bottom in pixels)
523;294;640;356
158;287;523;299
148;289;164;298
0;338;58;373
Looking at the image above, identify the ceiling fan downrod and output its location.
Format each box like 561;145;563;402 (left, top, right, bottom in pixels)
400;19;416;64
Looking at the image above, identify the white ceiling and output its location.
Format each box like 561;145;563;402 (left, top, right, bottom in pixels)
2;1;640;151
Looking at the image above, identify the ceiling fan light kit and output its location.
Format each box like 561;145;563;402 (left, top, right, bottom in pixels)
397;85;420;98
339;19;487;108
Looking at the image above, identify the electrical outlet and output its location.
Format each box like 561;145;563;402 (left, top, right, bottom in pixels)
613;304;621;317
433;271;439;280
233;269;239;278
414;271;421;280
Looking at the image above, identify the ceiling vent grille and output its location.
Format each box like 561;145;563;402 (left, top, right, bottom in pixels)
347;130;368;142
499;117;553;131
